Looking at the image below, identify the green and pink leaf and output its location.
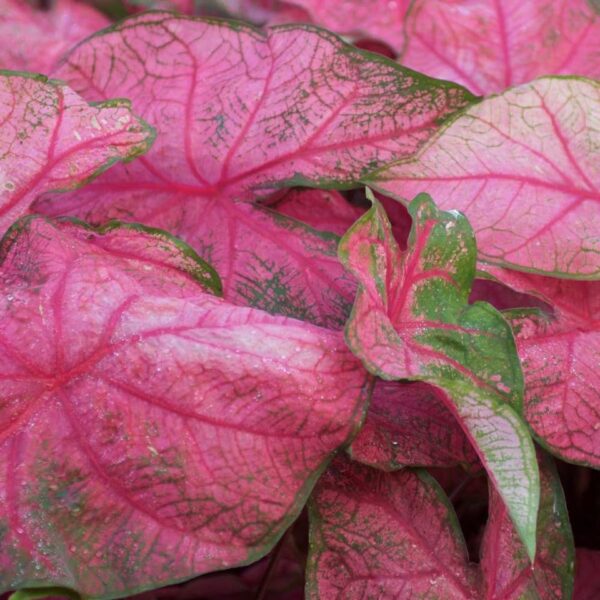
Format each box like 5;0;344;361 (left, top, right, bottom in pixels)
339;191;539;558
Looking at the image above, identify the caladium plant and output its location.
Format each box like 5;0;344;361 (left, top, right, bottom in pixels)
0;72;153;236
306;449;572;599
306;457;481;599
209;0;600;86
0;1;598;599
401;0;600;95
31;11;473;327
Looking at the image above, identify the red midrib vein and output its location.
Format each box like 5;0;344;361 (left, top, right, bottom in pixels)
393;172;600;202
80;112;443;202
388;219;434;323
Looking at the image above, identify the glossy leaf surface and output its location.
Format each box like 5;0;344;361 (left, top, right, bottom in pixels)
306;457;478;599
0;217;369;598
373;77;600;278
0;0;108;74
481;451;574;599
34;12;473;323
482;265;600;468
402;0;600;95
348;380;478;471
339;192;539;558
0;72;152;238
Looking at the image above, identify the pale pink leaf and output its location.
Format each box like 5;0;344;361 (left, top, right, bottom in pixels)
348;380;478;471
0;72;153;238
402;0;600;95
0;217;369;598
35;12;473;324
480;265;600;468
0;0;108;74
481;451;574;600
574;549;600;600
373;77;600;278
306;457;479;599
288;0;409;53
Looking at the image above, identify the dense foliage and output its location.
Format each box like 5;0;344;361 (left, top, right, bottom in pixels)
0;1;599;598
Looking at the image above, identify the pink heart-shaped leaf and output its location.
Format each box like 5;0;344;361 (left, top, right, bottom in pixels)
0;0;108;74
33;12;473;324
0;217;369;598
49;12;473;199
